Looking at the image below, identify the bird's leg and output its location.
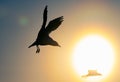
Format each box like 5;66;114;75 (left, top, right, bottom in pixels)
36;45;40;53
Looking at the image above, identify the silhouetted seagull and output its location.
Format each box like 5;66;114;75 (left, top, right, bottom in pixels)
28;5;63;53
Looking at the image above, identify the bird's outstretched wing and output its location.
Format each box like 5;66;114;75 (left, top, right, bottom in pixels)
45;16;63;34
36;5;47;40
41;5;47;29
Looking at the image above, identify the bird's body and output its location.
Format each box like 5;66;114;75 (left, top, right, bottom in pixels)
28;5;63;53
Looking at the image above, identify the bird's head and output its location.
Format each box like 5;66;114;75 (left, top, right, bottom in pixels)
52;41;61;47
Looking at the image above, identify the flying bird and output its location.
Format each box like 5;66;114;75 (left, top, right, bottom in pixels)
28;5;63;53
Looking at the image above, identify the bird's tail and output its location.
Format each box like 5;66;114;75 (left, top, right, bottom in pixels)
28;42;36;48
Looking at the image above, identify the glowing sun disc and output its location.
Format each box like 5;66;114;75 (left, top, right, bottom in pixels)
72;35;115;80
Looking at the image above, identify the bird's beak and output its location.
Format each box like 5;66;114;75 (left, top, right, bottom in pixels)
58;45;61;47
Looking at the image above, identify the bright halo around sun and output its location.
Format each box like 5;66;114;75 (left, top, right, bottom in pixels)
72;35;115;81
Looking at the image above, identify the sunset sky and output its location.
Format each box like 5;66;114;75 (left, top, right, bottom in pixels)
0;0;120;82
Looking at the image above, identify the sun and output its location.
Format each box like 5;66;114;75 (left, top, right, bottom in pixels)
72;35;115;81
